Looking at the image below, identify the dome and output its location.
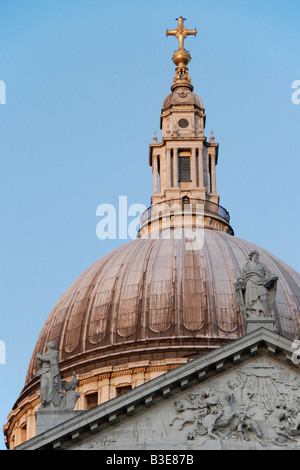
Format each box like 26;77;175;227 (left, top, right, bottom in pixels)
162;86;204;111
6;19;300;451
20;228;300;403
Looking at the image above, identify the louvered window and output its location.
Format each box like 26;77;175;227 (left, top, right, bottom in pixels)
179;156;191;182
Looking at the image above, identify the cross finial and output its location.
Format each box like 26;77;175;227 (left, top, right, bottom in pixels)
166;16;196;50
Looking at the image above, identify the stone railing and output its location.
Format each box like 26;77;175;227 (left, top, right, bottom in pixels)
140;198;230;226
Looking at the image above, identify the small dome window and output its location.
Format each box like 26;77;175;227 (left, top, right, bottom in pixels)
178;118;189;128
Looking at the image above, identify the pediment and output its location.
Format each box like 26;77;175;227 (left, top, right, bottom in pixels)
73;355;300;450
16;328;300;450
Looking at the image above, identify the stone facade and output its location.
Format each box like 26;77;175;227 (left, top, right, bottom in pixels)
15;328;300;450
4;360;186;449
76;357;300;450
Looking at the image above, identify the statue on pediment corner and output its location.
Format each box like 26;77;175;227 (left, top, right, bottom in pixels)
36;341;80;411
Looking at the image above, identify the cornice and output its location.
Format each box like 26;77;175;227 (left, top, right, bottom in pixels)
16;328;297;450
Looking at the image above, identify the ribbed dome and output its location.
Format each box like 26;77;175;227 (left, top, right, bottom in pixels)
162;86;204;110
23;229;300;397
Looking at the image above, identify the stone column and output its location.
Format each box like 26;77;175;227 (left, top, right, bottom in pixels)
197;147;204;189
191;147;196;185
173;148;179;188
207;153;211;192
133;367;146;388
153;154;158;194
76;394;85;411
166;148;172;189
14;423;22;447
211;153;216;193
26;408;36;440
99;373;111;404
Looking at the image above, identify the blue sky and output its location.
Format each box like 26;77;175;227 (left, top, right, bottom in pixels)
0;0;299;449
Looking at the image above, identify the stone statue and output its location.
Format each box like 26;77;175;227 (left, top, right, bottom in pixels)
61;371;80;411
36;341;80;410
235;250;278;319
36;341;63;407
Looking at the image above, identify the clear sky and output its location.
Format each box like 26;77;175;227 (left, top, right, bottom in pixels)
0;0;299;449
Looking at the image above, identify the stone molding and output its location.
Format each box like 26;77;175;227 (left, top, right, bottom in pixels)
15;328;299;450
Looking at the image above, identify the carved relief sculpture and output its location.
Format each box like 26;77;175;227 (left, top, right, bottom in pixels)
77;359;300;451
169;360;300;448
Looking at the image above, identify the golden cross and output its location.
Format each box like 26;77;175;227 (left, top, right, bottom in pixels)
166;17;196;50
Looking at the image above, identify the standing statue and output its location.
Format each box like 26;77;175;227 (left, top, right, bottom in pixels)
36;341;63;407
36;341;80;410
235;251;278;319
